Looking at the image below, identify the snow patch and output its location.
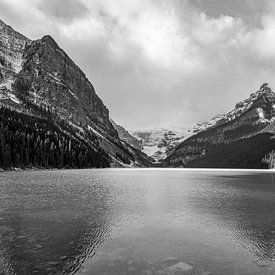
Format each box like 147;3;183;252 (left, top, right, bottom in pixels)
87;125;107;141
143;145;166;159
257;107;265;120
48;73;66;87
7;92;20;104
0;78;14;90
0;79;21;104
68;89;78;99
67;121;84;133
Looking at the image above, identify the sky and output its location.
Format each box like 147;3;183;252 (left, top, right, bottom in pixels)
1;0;275;130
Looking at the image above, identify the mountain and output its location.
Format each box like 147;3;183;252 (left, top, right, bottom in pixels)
163;83;275;168
110;119;143;151
132;127;195;162
0;19;151;169
132;121;225;162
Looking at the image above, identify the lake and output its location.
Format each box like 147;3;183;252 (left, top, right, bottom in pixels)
0;169;275;274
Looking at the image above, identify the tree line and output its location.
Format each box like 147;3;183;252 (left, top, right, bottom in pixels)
0;106;110;169
187;133;275;169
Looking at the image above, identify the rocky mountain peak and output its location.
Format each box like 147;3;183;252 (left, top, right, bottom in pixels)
37;35;63;55
0;19;29;41
17;33;118;140
0;18;117;139
235;83;273;107
257;83;275;102
41;35;58;46
0;19;29;76
164;83;275;168
0;18;152;168
259;82;271;92
253;83;274;99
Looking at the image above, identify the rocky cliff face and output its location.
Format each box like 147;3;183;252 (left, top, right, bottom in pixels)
110;119;142;150
132;127;194;162
164;84;275;168
0;19;29;75
18;35;118;140
0;19;151;168
132;122;224;162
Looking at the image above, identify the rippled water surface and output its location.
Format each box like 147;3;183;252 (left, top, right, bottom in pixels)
0;169;275;274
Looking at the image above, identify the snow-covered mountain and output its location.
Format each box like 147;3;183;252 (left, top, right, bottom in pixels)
132;126;194;161
132;120;226;162
0;19;151;169
163;83;275;168
2;18;274;169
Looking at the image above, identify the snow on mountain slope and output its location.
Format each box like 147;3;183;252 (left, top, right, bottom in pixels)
133;83;275;163
132;126;197;161
0;19;151;168
164;83;275;168
132;124;223;162
201;83;275;128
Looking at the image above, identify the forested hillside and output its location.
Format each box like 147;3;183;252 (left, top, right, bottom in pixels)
0;19;152;169
187;133;275;169
0;106;110;169
164;84;275;169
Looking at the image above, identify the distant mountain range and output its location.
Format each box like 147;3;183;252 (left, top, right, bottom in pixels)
132;127;195;162
1;19;275;169
163;83;275;168
131;121;221;162
131;83;275;169
0;19;151;169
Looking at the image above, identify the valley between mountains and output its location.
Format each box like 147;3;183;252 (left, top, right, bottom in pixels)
1;19;275;169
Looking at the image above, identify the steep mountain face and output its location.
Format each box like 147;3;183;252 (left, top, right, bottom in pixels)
0;19;151;168
17;35;117;139
110;119;142;150
132;122;223;162
132;127;195;162
164;84;275;168
0;19;29;74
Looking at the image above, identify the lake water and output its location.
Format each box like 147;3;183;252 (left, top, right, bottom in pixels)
0;169;275;274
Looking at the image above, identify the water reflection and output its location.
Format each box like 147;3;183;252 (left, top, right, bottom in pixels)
0;169;275;274
200;172;274;267
213;173;275;262
82;170;275;274
0;170;114;274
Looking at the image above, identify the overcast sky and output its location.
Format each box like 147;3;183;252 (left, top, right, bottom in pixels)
1;0;275;130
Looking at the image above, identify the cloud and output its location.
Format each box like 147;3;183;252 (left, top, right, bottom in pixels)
38;0;88;22
1;0;275;129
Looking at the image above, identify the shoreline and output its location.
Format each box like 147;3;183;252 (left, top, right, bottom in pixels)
1;167;274;173
108;167;275;172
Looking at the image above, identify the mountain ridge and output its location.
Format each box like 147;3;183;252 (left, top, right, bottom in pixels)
163;83;275;168
1;18;275;169
0;19;151;169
